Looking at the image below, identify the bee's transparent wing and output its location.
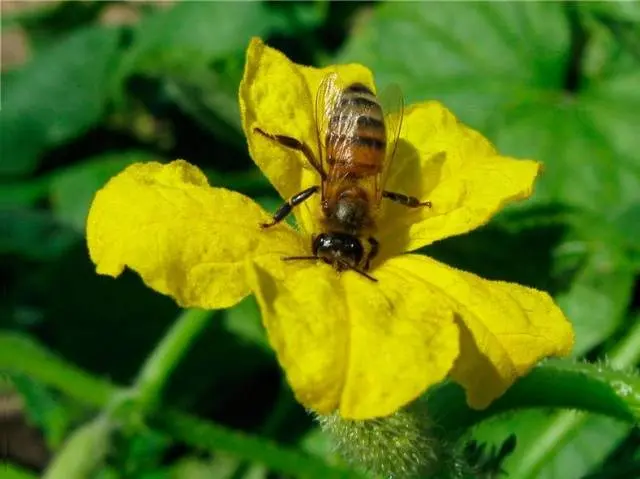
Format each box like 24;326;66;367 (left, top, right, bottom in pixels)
315;72;341;171
315;72;357;200
376;83;405;205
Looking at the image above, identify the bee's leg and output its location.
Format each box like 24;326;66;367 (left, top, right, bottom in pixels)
382;191;432;208
261;185;320;229
254;127;326;179
364;237;379;271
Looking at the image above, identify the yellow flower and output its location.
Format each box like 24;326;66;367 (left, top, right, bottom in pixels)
86;38;574;420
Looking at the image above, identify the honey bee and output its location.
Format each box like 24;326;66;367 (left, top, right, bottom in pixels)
256;73;431;281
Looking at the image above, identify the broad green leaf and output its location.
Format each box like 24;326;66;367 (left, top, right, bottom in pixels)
2;1;108;50
115;2;280;88
580;1;640;24
1;26;123;177
337;2;640;214
115;2;323;139
555;240;635;355
472;411;630;479
267;1;329;35
337;2;569;126
611;202;640;267
0;177;50;208
581;12;639;82
1;1;59;29
0;208;80;260
0;151;161;228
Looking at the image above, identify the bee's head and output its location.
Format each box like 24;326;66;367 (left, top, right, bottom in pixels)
312;232;364;270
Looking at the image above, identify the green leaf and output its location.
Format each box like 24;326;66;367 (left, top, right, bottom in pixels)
580;12;639;82
337;2;570;125
266;1;329;35
0;177;50;208
0;208;80;260
114;2;319;139
116;2;278;86
580;1;640;24
611;202;640;267
556;242;635;355
471;411;630;479
336;3;640;214
1;26;123;177
2;1;108;50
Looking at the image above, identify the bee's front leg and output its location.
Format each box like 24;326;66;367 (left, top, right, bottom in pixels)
261;185;320;229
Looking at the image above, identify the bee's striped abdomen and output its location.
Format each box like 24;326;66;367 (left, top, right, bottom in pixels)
326;83;386;177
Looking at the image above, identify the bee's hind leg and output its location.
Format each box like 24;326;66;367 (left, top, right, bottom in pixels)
382;191;432;208
261;185;319;229
254;127;326;179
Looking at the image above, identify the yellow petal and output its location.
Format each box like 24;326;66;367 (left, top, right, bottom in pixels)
86;160;304;309
239;37;372;234
389;255;574;409
248;256;459;419
378;101;541;256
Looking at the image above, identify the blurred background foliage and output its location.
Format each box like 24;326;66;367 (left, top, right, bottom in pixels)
1;1;639;478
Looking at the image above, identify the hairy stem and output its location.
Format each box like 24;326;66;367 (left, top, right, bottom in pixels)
427;353;640;435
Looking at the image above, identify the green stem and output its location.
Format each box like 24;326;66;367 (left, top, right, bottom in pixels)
427;356;640;435
511;319;640;479
0;333;363;479
133;308;212;409
43;416;112;479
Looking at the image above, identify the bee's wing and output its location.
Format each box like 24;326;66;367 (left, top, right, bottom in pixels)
376;83;404;205
315;72;341;171
315;72;357;201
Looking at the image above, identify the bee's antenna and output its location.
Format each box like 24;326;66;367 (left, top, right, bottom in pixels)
348;266;378;282
282;257;378;282
282;256;319;262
